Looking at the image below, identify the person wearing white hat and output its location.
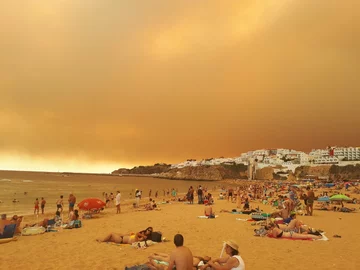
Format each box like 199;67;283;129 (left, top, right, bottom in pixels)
205;240;245;270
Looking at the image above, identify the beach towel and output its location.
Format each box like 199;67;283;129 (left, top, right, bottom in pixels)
22;226;46;236
236;218;250;221
132;240;156;249
267;233;328;241
197;215;219;219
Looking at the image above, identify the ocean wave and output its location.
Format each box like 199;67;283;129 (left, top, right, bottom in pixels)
22;180;33;183
0;179;12;182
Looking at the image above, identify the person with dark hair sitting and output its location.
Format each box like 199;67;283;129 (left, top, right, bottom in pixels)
202;240;245;270
167;234;193;270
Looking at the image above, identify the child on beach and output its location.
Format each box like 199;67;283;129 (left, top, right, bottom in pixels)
34;198;39;215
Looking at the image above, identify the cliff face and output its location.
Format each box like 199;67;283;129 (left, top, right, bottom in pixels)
159;164;248;181
294;165;331;178
112;164;171;175
329;164;360;181
112;163;360;181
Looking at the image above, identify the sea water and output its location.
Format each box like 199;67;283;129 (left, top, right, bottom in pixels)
0;171;218;215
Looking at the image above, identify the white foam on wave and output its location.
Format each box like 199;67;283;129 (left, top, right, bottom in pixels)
0;179;12;182
22;180;33;183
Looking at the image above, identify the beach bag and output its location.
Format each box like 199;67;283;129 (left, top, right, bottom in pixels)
151;231;162;242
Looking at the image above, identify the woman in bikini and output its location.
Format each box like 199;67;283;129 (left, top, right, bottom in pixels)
266;223;323;240
96;227;153;244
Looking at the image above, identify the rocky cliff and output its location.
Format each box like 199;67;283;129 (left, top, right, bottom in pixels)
112;163;171;175
112;163;248;181
112;163;360;181
159;164;248;181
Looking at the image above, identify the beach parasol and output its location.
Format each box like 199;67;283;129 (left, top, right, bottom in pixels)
317;196;330;202
330;194;351;201
78;198;106;211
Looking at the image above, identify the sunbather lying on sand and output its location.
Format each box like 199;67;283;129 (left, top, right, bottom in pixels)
266;223;324;240
336;207;356;212
144;252;211;269
96;227;153;244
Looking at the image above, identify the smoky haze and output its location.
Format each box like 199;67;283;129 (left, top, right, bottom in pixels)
0;1;359;172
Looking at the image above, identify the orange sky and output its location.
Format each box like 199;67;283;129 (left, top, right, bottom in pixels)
0;1;359;173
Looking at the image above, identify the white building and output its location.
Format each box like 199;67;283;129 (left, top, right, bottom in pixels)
313;156;339;164
309;149;329;158
334;147;360;161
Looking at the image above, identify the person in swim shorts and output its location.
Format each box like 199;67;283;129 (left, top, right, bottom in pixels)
41;197;46;214
34;198;40;215
68;193;76;212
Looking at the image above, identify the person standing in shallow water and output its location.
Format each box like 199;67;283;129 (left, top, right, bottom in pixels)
34;198;39;215
41;197;46;214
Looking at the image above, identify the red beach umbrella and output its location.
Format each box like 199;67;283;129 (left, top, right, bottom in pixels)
78;198;106;210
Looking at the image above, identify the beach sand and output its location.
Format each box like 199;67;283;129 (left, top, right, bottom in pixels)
1;194;360;270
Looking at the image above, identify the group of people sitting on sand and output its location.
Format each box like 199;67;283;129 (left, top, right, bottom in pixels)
125;234;245;270
1;208;82;235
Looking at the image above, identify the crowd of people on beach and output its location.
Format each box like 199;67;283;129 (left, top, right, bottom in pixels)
1;180;360;269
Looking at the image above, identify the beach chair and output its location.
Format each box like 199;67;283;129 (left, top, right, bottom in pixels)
0;224;16;239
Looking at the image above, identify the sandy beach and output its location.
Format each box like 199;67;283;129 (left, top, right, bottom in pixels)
1;172;360;270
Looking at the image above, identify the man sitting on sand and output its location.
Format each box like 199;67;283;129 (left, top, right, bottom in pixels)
167;234;193;270
10;215;24;234
270;208;290;220
204;203;215;218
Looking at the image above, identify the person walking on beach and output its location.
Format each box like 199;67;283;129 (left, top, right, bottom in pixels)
68;193;76;212
41;197;46;214
167;234;193;270
34;198;40;215
115;191;121;214
56;195;64;213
